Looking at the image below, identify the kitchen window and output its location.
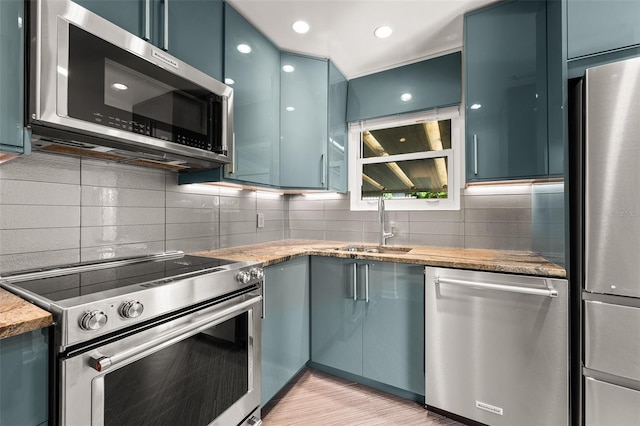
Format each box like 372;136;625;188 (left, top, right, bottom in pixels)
348;107;461;210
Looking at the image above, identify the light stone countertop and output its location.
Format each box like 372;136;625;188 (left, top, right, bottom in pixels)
194;239;566;278
0;288;53;340
1;239;565;340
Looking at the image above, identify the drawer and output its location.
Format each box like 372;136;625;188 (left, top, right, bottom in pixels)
585;377;640;426
584;301;640;381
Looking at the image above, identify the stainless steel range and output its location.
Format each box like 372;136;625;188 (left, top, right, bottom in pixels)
0;252;263;426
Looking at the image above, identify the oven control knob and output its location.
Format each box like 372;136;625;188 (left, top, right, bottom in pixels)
119;300;144;319
250;267;264;280
79;310;108;331
236;270;251;284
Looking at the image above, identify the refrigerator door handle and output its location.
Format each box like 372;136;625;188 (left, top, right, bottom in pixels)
435;276;558;297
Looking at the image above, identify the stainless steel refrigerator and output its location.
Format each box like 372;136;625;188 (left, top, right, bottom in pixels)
571;56;640;426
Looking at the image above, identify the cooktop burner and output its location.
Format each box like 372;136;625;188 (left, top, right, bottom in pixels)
5;255;237;302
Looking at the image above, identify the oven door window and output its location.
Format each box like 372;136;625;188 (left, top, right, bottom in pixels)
66;24;223;153
102;312;248;425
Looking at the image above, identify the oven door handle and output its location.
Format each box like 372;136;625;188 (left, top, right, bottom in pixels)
89;295;262;372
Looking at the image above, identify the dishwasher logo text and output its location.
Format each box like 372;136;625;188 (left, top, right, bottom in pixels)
476;400;504;416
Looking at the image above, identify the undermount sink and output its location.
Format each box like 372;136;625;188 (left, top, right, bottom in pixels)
336;245;413;255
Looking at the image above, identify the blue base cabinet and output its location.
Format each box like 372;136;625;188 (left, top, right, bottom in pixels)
465;0;549;182
310;257;362;376
0;0;28;155
310;256;424;398
261;257;310;406
0;328;49;426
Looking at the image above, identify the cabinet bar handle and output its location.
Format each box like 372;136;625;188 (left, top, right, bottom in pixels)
163;0;169;50
144;0;151;40
262;272;266;319
364;264;370;303
352;263;357;301
435;276;558;298
320;154;326;186
473;134;478;175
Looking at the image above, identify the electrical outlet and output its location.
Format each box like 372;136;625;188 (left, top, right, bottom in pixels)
257;213;265;228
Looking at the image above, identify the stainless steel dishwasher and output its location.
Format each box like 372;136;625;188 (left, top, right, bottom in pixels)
425;267;569;426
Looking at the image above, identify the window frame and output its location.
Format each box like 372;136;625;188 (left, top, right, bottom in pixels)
348;106;462;211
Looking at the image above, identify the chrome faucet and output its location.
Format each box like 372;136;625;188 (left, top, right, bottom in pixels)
377;198;394;245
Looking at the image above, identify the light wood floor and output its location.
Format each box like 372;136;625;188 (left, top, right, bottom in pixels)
262;369;464;426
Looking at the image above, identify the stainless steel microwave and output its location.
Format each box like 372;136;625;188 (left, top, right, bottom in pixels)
27;0;233;170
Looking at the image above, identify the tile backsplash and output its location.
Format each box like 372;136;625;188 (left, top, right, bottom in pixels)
0;153;287;274
289;184;538;252
0;152;563;274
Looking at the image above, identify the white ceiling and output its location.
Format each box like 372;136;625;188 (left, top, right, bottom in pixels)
227;0;498;79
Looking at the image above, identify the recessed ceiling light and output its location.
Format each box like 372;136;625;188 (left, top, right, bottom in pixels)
374;25;393;39
111;82;128;91
292;20;310;34
282;64;295;73
400;93;412;102
286;106;295;112
237;43;252;54
399;138;406;143
470;103;482;109
224;78;235;85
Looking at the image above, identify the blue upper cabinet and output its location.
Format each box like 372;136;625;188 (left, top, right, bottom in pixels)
224;4;280;185
567;0;640;60
166;0;223;80
280;53;329;189
328;62;348;192
465;0;548;182
346;53;462;122
73;0;144;37
74;0;223;80
0;0;28;154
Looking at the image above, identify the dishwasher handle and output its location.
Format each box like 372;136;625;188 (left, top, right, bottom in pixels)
434;276;558;298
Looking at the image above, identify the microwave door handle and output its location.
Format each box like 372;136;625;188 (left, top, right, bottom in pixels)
88;295;262;372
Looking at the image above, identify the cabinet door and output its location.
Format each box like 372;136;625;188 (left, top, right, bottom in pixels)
74;0;145;39
166;0;223;80
465;0;548;182
0;0;25;153
568;0;640;60
328;61;348;193
262;257;310;406
224;5;280;186
0;329;49;426
362;262;424;395
280;54;328;189
310;257;362;376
